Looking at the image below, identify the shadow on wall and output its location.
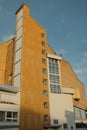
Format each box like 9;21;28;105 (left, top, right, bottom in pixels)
19;100;50;130
65;110;76;130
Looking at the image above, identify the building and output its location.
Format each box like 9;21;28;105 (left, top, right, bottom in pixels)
0;4;87;130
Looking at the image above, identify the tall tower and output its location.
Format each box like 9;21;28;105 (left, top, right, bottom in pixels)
15;4;50;130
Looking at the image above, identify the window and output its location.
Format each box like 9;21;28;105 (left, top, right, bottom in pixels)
63;123;67;129
80;109;86;119
49;58;59;74
44;115;48;121
50;74;60;83
0;111;18;122
0;111;5;122
74;107;86;120
7;112;12;118
43;90;48;96
41;33;45;38
54;119;58;124
48;58;61;93
42;59;46;64
74;107;81;119
13;112;18;118
42;49;46;55
44;102;48;108
43;79;47;85
6;111;18;122
42;68;47;74
50;84;60;93
41;41;45;46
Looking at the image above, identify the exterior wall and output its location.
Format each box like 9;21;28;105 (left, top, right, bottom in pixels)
0;37;19;129
60;60;87;110
0;39;14;85
49;93;76;130
0;91;19;105
15;5;51;130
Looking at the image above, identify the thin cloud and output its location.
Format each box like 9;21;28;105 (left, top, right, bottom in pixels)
74;52;87;72
2;34;14;42
57;48;67;55
73;52;87;87
75;67;87;75
83;52;87;57
81;39;87;43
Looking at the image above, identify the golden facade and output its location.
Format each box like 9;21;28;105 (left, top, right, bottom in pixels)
0;4;87;130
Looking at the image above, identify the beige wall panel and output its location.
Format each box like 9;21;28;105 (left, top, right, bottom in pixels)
49;94;76;130
0;103;18;111
16;8;23;21
0;93;18;104
16;27;23;40
15;38;22;51
14;61;21;76
15;49;22;63
13;75;21;88
16;17;23;30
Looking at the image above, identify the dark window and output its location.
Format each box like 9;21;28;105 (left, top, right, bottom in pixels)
54;119;58;124
43;79;47;85
41;41;45;46
44;102;48;108
6;119;11;122
42;68;47;74
13;112;18;118
63;123;67;129
7;112;11;118
41;33;45;38
0;111;5;122
42;49;46;55
44;115;48;121
42;59;46;64
43;90;48;96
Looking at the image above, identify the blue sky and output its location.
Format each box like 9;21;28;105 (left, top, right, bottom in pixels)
0;0;87;94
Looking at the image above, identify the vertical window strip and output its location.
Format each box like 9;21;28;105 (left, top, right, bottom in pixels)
48;58;61;93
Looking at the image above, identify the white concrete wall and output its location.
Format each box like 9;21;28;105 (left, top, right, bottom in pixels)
49;93;76;130
0;92;19;104
0;103;18;111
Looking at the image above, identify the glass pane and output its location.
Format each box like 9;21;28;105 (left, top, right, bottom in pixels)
13;112;18;118
6;119;11;122
0;111;5;122
43;90;48;96
7;112;12;118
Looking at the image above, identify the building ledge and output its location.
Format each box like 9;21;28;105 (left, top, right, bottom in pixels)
0;125;19;129
0;84;19;93
43;124;61;129
47;53;62;60
62;87;74;95
75;119;87;124
0;122;19;129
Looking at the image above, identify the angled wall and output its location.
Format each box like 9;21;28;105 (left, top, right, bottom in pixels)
60;59;87;110
0;39;14;85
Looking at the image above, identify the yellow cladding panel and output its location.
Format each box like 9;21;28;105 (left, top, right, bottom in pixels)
0;39;14;85
73;88;80;100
